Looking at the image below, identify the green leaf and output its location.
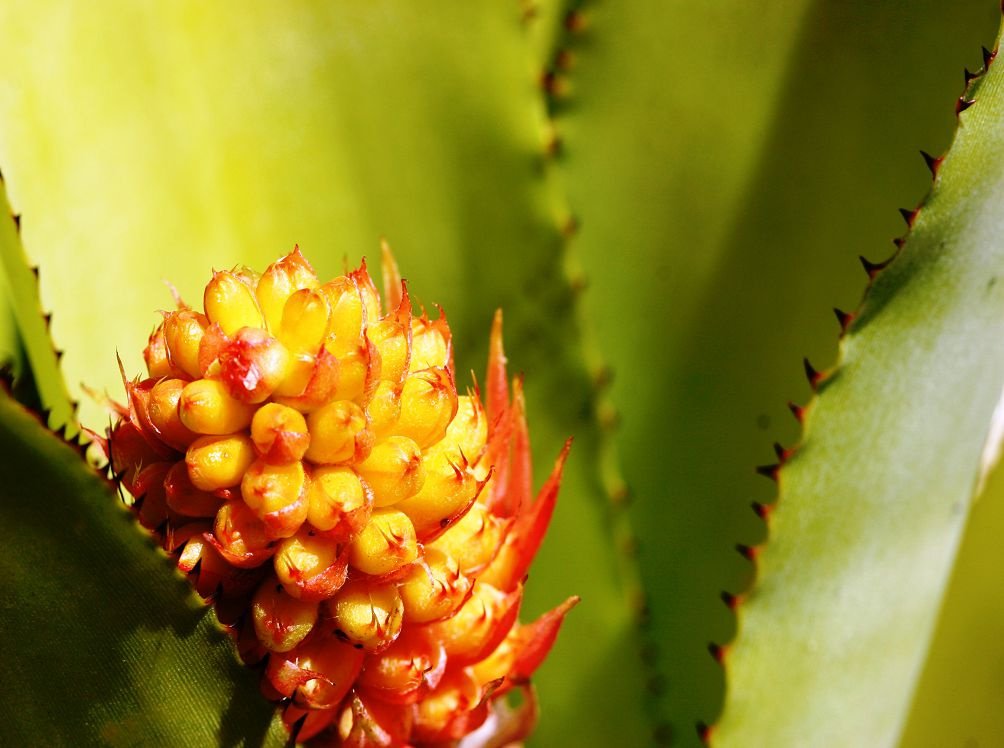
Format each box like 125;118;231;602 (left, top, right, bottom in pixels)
0;386;285;745
547;0;998;741
0;3;648;744
715;16;1004;745
0;175;71;426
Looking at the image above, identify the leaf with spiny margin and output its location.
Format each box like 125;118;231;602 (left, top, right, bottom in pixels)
548;0;999;742
714;17;1004;746
0;3;648;745
0;176;71;427
0;385;286;745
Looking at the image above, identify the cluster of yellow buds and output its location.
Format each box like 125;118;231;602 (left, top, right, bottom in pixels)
104;247;577;745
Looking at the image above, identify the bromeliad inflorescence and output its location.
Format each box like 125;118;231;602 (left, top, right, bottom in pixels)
99;246;577;746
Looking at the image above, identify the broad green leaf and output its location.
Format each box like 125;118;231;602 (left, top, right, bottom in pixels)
0;3;648;744
0;175;71;425
550;0;998;741
715;16;1004;745
0;386;286;745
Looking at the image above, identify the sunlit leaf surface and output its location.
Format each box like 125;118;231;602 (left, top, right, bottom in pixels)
716;15;1004;744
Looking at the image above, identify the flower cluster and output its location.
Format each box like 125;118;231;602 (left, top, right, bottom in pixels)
104;247;577;745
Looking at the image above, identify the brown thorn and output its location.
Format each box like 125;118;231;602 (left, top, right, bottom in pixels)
920;150;942;176
561;214;579;238
964;67;978;85
541;69;559;96
564;9;586;32
720;590;740;610
833;307;853;334
803;357;822;390
751;500;773;520
697;721;713;743
983;46;996;69
755;463;779;482
708;642;726;663
787;401;805;423
736;543;759;561
898;207;916;227
12;214;21;231
956;97;976;115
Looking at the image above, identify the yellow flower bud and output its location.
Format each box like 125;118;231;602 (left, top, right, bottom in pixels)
321;276;365;356
252;580;319;653
186;433;256;491
279;288;330;355
178;378;256;435
305;400;373;465
165;461;224;517
324;340;377;403
255;247;320;333
424;581;521;664
272;351;316;398
327;578;404;652
204;269;264;335
273;528;348;600
427;394;488;468
391;367;458;449
367;317;410;386
265;631;364;710
428;502;508;577
241;459;309;539
395;452;479;539
144;322;182;379
147;378;198;451
411;668;482;743
212;500;274;568
250;403;310;463
355;435;425;507
366;380;402;438
163;309;209;379
410;315;450;372
347;508;418;576
399;548;472;624
272;348;340;412
307;466;371;536
357;628;445;698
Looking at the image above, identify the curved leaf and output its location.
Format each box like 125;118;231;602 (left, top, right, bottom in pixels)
0;174;71;425
715;16;1004;746
0;386;285;745
548;0;998;741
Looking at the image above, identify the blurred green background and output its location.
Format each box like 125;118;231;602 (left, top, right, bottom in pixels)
1;1;1003;746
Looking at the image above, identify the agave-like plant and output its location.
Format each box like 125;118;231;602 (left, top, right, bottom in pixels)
2;2;1004;746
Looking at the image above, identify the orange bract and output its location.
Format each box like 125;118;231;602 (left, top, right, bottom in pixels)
105;246;577;746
